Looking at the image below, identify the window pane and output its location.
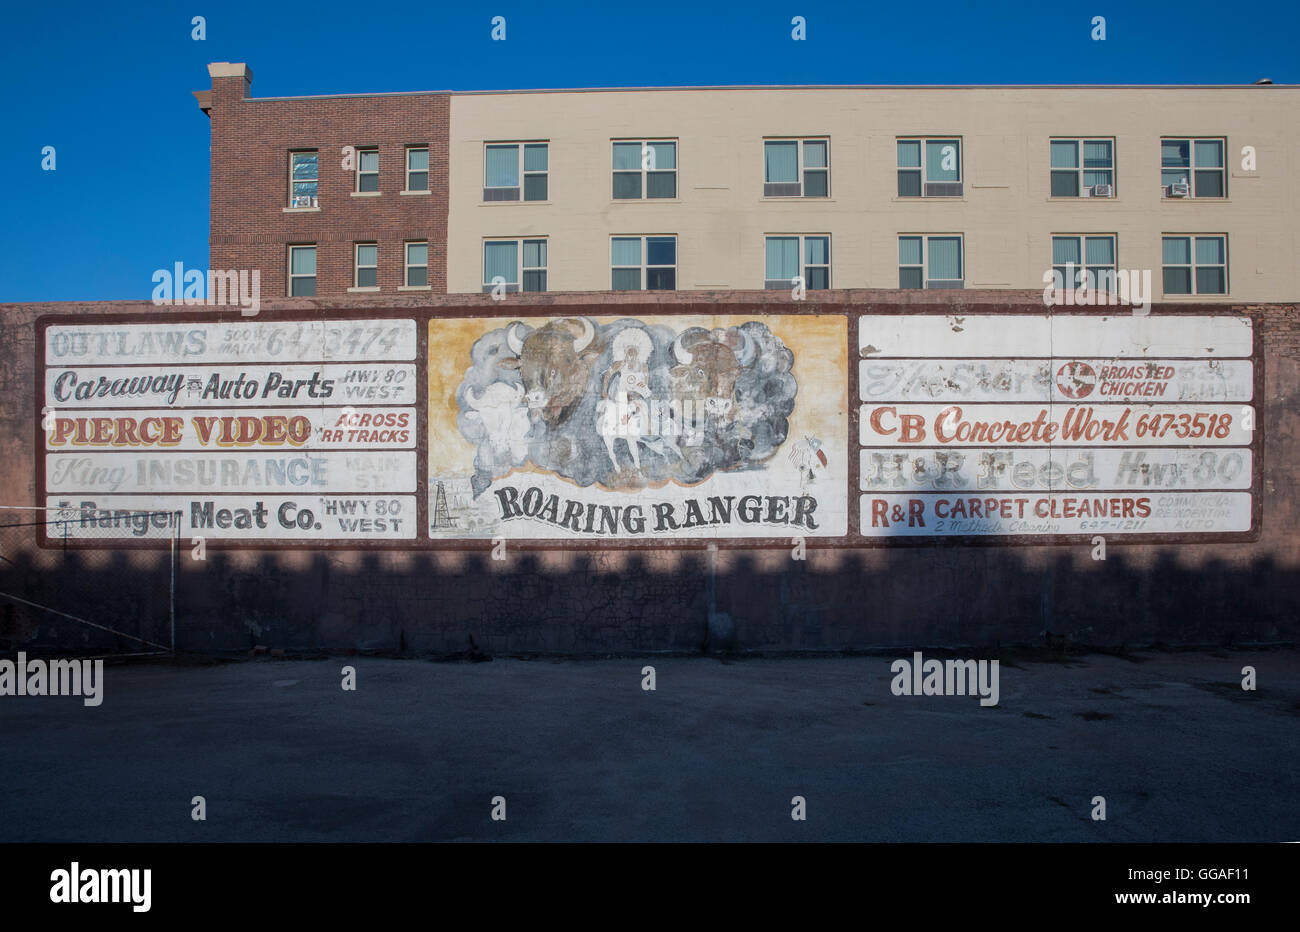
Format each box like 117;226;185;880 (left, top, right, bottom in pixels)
898;236;922;266
1050;140;1079;169
648;141;676;170
1162;237;1191;265
359;150;378;172
1163;268;1191;294
1195;236;1225;265
1083;140;1112;168
1052;237;1082;265
765;141;798;183
1085;236;1115;265
804;236;829;266
292;181;318;198
1195;268;1226;294
1162;169;1190;187
896;140;921;168
803;170;828;197
612;172;641;198
646;171;676;198
524;174;548;201
407;149;429;171
522;270;547;292
290;247;316;275
805;267;829;290
1161;139;1190;167
1194;140;1223;168
356;244;377;266
899;267;923;289
357;268;377;288
408;171;428;191
290;278;315;297
803;140;827;168
897;170;921;197
612;268;641;290
406;243;428;266
646;268;675;290
522;239;547;269
611;237;641;266
1051;172;1080;197
612;142;642;170
646;237;675;266
523;143;548;172
291;153;318;179
765;237;798;279
484;242;518;284
926;140;959;182
1082;170;1112;188
928;237;962;279
359;173;379;192
1194;170;1224;197
485;145;519;186
407;266;427;287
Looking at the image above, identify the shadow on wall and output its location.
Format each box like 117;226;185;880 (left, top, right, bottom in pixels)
0;545;1296;654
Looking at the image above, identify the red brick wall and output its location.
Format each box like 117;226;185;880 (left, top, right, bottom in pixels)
3;291;1298;654
205;71;449;297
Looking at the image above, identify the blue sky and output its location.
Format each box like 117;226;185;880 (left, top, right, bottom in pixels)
2;0;1297;302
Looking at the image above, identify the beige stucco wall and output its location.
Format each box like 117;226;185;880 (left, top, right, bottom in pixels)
447;86;1300;300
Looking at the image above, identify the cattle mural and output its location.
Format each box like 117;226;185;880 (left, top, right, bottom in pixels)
428;314;849;540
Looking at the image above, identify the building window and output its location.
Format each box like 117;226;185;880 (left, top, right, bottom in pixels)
897;138;962;197
763;139;829;197
1162;235;1227;294
483;143;548;201
1051;235;1117;291
1161;138;1226;198
899;235;963;289
406;147;429;192
354;243;378;288
356;148;379;193
405;242;428;287
1050;139;1114;197
288;151;318;207
612;141;677;199
483;239;548;293
288;245;316;296
611;236;676;290
765;235;830;289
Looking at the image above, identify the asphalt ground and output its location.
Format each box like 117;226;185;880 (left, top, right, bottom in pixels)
1;649;1297;842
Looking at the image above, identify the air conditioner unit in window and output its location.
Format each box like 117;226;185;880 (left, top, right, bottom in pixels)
1091;184;1113;197
1168;182;1190;198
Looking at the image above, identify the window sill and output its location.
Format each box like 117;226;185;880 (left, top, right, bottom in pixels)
346;286;381;293
1159;197;1230;203
890;196;967;203
610;198;682;204
479;200;552;206
400;190;432;196
351;191;382;198
760;197;836;203
1046;196;1119;202
283;206;321;213
398;285;432;291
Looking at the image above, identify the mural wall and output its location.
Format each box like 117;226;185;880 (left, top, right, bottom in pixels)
34;308;1259;549
427;314;850;540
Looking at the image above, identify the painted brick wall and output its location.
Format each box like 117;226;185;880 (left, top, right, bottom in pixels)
204;67;449;298
2;291;1298;654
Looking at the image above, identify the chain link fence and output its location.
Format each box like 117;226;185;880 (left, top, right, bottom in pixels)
0;506;180;656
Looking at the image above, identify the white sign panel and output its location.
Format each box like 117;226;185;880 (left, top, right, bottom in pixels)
46;496;417;540
45;364;416;408
45;319;417;365
856;315;1254;538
